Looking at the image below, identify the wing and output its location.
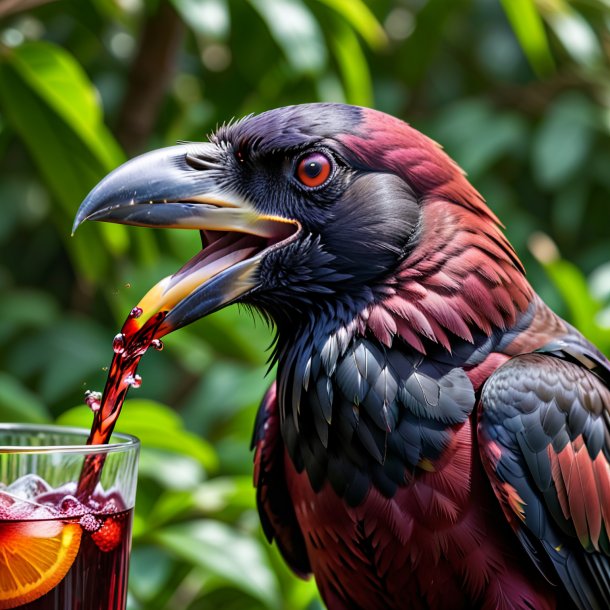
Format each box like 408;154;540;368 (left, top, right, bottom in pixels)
478;345;610;610
251;381;311;577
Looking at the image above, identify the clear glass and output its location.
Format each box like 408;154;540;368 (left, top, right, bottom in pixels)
0;423;139;610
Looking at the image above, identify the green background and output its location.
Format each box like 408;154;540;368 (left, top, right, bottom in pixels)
1;1;609;608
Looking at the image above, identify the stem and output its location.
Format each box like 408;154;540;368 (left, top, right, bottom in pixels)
115;0;185;155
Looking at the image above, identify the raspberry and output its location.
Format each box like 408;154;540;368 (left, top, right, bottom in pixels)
91;517;122;552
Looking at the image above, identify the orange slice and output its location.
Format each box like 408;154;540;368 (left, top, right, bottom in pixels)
0;520;81;609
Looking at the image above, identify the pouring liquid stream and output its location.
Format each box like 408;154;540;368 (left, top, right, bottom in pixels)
76;308;166;501
74;235;217;501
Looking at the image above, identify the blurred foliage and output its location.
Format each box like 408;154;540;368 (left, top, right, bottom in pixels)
0;0;609;608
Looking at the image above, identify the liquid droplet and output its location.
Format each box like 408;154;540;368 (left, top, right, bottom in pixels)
112;333;126;354
124;283;131;289
85;390;102;413
129;306;143;319
125;374;142;388
151;339;164;351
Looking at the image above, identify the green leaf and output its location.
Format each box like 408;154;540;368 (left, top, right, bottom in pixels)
180;361;270;437
0;41;128;277
152;520;281;609
545;6;602;65
532;93;595;189
590;262;610;303
148;476;255;527
396;0;469;86
138;450;205;491
0;289;59;345
8;317;110;405
500;0;555;76
9;41;123;169
328;17;373;107
171;0;230;39
190;305;273;365
550;180;588;242
425;100;526;178
247;0;327;75
314;0;387;50
57;399;219;471
534;251;610;349
0;372;50;423
129;545;175;603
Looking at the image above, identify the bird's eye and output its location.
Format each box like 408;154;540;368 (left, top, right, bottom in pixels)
295;152;332;188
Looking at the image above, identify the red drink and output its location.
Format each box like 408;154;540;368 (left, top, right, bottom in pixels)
77;309;166;502
0;429;139;610
0;514;132;609
1;259;169;608
12;510;133;610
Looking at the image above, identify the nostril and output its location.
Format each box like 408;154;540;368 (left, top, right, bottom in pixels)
184;145;224;171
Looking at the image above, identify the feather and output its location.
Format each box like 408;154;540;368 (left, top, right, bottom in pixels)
367;305;397;347
356;418;386;464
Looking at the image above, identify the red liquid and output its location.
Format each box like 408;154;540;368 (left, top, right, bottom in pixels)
77;309;166;501
0;307;166;607
0;306;165;607
0;485;132;610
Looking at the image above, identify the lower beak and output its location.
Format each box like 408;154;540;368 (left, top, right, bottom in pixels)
73;143;298;334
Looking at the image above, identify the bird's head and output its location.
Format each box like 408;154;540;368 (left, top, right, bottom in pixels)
74;103;509;340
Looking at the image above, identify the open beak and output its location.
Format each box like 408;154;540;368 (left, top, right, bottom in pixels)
73;143;299;335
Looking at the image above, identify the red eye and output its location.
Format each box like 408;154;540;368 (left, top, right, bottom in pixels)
296;152;332;188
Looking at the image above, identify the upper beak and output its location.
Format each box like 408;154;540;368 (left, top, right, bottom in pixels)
74;142;298;335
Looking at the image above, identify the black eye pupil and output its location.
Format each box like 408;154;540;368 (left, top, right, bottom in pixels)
296;152;331;186
305;161;322;178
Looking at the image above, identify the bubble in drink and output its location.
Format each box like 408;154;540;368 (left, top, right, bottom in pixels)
0;474;133;609
101;497;119;514
59;495;92;518
125;374;142;388
27;504;60;523
85;390;102;412
129;306;143;318
112;333;126;354
79;513;101;532
77;306;166;501
0;490;15;518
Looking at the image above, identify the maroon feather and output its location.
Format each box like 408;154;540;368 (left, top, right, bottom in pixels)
249;106;610;609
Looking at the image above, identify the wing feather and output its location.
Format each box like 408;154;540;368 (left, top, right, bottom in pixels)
479;347;610;609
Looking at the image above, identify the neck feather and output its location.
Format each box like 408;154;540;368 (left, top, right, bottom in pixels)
362;199;533;353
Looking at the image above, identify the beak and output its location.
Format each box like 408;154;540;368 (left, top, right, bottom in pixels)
74;143;298;335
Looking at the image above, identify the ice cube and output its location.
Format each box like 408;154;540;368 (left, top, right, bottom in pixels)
97;490;126;513
2;476;62;521
0;490;16;518
58;495;90;518
0;488;43;520
4;498;37;520
7;474;52;501
28;504;58;521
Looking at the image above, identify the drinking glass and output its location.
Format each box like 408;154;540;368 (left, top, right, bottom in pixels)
0;423;139;610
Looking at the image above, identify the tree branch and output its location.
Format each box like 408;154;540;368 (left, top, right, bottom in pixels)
115;0;185;155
